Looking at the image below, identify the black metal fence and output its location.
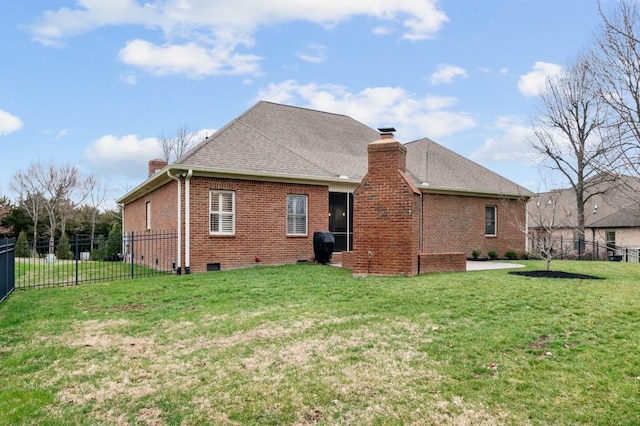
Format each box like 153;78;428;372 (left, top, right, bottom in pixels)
528;236;640;262
14;231;177;290
1;238;15;302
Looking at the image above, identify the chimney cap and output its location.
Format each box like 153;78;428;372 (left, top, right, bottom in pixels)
378;127;396;136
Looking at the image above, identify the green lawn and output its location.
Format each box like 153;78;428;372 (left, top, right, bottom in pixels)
1;260;639;425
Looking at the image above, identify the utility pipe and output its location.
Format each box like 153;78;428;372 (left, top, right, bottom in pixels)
184;169;193;274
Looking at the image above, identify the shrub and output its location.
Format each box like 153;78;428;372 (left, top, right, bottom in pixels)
91;235;106;261
505;250;518;260
15;230;30;258
56;234;74;260
104;223;122;261
519;251;530;260
471;250;482;259
488;250;498;260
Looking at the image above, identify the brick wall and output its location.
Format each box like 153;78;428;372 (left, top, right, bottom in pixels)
123;179;179;270
421;193;526;258
418;252;466;273
125;176;329;272
351;138;421;276
187;177;328;272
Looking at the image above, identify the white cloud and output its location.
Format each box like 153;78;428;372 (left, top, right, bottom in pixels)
31;0;448;77
118;39;262;77
0;109;23;135
470;116;536;163
256;80;476;140
120;71;138;85
84;134;162;179
518;62;563;97
430;64;467;85
55;129;69;140
298;43;327;64
84;128;216;179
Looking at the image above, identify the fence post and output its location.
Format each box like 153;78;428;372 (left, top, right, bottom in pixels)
75;234;79;286
130;231;135;279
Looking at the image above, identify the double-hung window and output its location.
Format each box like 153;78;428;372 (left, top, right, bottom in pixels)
210;190;235;235
485;206;497;236
287;194;307;235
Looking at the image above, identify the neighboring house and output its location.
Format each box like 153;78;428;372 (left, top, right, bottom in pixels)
118;101;532;275
528;175;640;260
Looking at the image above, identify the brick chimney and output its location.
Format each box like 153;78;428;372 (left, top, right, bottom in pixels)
148;159;168;177
351;128;421;276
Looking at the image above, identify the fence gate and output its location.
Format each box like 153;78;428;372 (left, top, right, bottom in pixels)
1;238;16;302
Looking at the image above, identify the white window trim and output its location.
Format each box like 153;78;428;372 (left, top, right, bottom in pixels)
209;190;235;235
287;194;308;236
485;205;497;237
146;201;151;230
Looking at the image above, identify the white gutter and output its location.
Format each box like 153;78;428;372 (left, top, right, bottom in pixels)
185;169;193;274
167;170;182;274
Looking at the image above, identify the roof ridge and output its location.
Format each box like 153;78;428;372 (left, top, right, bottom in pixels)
258;100;353;120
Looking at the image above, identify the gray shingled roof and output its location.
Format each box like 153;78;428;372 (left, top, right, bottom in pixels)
119;101;532;204
529;175;640;229
175;101;379;180
405;137;530;196
590;208;640;228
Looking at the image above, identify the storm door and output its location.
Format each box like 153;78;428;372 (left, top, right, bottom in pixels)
329;192;353;252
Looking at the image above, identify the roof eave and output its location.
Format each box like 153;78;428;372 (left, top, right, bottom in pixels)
118;166;532;205
417;184;532;199
117;165;365;204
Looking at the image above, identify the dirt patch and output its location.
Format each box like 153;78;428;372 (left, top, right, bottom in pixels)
528;335;552;350
508;270;602;280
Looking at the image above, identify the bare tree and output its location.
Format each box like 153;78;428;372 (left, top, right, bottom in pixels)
12;162;91;254
591;0;640;181
531;53;612;246
84;175;107;250
10;169;44;253
158;124;197;162
526;190;577;271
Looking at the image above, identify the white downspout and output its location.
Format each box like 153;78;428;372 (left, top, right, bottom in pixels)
525;200;529;252
185;169;193;274
167;170;182;274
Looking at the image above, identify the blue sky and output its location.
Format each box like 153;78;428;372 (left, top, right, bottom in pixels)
1;0;607;206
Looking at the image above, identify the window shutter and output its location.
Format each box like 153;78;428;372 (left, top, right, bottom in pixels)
221;192;233;212
221;213;234;233
210;191;235;234
287;195;307;235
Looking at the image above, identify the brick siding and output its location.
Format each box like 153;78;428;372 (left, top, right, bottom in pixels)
418;252;466;273
125;176;329;272
421;193;526;258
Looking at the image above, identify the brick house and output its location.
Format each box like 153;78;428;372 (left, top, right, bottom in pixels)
528;175;640;261
118;101;532;275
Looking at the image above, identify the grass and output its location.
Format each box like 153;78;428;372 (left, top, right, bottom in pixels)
1;260;639;425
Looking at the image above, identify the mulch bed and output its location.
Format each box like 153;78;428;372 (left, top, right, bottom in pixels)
508;270;603;280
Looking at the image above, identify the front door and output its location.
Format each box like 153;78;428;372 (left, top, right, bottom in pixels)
329;192;353;252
